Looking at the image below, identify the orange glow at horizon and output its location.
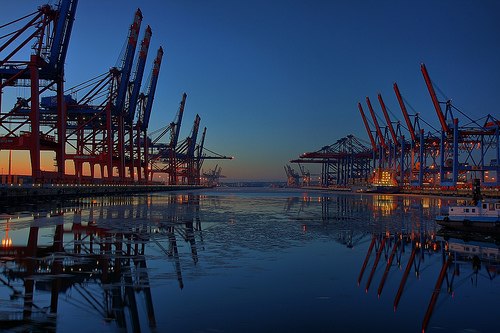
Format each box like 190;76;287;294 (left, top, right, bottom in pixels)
0;150;77;176
0;150;31;175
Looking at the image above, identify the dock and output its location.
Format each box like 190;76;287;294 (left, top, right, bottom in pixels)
0;183;208;204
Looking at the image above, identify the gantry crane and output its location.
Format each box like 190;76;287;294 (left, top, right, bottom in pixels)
1;3;228;186
137;47;164;181
38;8;144;182
292;63;498;190
195;128;232;185
357;103;377;153
393;82;432;186
421;63;499;187
177;114;201;184
358;96;397;187
284;165;300;187
0;0;78;182
67;8;146;182
377;93;403;175
291;135;372;187
126;26;152;180
203;164;225;187
148;92;186;184
112;9;143;179
366;96;388;164
149;109;232;185
366;95;404;187
195;127;207;183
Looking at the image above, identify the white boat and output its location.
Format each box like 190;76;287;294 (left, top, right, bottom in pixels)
436;200;500;231
436;179;500;233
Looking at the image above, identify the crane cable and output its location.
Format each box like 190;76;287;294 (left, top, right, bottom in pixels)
0;10;37;31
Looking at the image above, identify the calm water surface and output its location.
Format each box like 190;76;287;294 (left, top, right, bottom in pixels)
0;188;498;333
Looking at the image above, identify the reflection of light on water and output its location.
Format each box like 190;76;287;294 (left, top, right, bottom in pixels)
403;197;411;209
373;195;396;216
1;234;12;247
422;198;430;209
177;195;186;204
1;218;12;247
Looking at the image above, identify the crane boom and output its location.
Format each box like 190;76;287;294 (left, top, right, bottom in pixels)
366;96;387;149
171;93;187;148
196;127;207;174
127;25;151;124
421;63;449;133
48;0;78;76
0;5;54;73
393;82;417;142
377;93;398;144
141;46;163;131
358;102;377;151
197;127;207;160
187;115;201;157
114;8;142;116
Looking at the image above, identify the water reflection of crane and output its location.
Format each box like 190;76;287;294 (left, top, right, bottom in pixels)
357;229;500;333
285;193;444;250
0;194;203;331
421;230;500;333
357;231;440;297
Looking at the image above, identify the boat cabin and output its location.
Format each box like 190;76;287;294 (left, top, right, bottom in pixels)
449;201;500;217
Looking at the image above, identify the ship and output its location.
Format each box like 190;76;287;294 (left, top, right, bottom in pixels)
436;179;500;233
365;168;401;194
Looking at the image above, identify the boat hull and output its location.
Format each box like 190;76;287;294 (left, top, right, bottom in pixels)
436;215;500;234
365;186;401;194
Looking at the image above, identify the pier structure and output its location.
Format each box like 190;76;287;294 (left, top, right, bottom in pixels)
0;0;231;188
291;64;499;192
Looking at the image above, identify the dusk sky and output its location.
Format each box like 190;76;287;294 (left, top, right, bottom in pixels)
1;0;499;181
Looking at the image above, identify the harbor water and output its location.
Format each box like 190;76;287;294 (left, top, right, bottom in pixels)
0;188;499;333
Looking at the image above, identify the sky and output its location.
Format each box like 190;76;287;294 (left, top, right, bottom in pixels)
1;0;499;181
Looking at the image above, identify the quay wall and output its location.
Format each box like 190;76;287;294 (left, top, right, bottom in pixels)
300;185;500;199
0;183;208;203
400;187;500;199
